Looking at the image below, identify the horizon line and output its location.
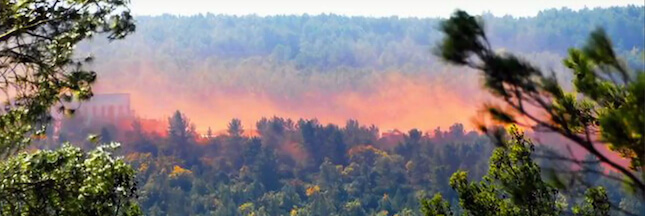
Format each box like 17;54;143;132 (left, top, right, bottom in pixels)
130;4;643;19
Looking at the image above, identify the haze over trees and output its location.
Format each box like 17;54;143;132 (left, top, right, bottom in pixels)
78;6;644;133
0;1;643;216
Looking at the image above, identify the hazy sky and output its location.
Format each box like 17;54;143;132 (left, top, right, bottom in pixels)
130;0;643;17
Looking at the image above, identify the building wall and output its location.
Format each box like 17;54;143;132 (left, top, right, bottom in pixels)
78;93;133;122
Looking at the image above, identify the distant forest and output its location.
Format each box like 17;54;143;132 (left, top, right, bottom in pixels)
53;6;645;215
77;6;644;133
85;5;644;71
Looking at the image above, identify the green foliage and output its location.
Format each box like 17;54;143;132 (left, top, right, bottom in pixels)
0;0;140;215
0;0;135;155
572;187;610;216
423;127;618;216
421;193;453;216
451;127;562;216
0;143;140;215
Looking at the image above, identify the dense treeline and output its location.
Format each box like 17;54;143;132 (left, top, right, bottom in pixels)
49;112;494;215
43;111;642;215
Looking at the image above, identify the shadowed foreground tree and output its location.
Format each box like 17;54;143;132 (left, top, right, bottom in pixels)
435;10;644;197
0;0;139;215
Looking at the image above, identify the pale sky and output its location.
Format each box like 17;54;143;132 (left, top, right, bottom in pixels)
130;0;643;17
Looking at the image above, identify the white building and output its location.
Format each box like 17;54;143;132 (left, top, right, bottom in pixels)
76;93;133;122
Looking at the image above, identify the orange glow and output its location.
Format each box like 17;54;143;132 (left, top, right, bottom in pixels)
89;61;632;170
93;62;486;134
